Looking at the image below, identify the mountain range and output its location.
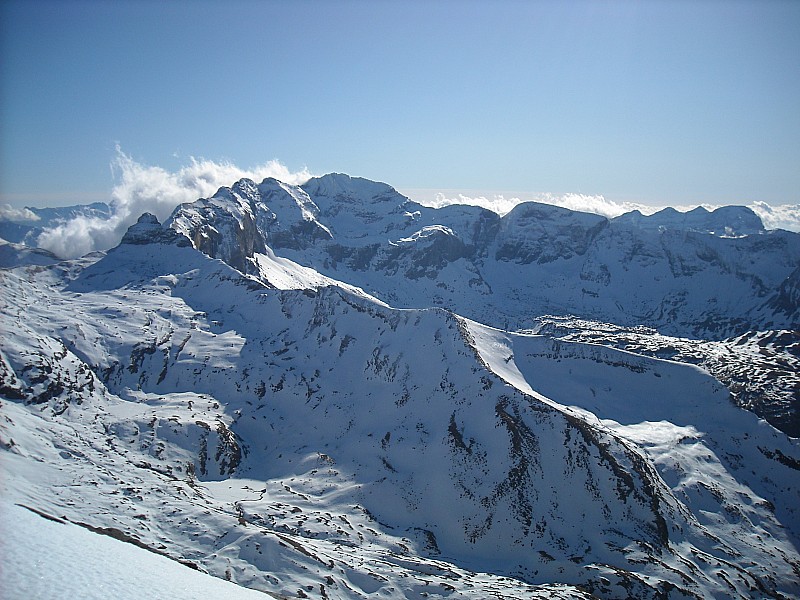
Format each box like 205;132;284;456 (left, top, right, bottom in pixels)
1;174;798;599
0;201;111;247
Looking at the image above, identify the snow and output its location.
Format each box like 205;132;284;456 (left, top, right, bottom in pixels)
0;500;269;600
0;239;61;268
394;225;457;245
463;323;800;570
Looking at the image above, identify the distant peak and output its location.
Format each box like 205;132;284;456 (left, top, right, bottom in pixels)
257;177;298;193
504;200;607;223
614;204;764;236
209;179;260;204
232;178;258;194
687;206;710;215
302;173;398;200
120;212;191;247
136;212;159;225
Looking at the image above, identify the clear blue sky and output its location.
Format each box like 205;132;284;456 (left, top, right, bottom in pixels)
2;0;799;208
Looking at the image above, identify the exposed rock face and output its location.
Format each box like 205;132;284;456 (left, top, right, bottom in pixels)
167;178;332;275
120;213;192;247
766;265;800;323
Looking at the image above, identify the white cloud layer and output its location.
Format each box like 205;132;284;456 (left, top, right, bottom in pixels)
36;147;313;258
0;204;40;222
748;201;800;232
423;191;660;218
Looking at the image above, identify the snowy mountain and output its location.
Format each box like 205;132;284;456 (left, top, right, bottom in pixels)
165;174;800;435
2;177;800;599
525;316;800;438
166;174;799;339
0;238;62;268
611;205;766;236
0;202;111;245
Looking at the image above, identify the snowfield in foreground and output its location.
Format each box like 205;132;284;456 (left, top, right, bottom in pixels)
1;499;269;600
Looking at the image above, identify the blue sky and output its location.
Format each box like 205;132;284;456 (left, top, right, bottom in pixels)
1;0;799;208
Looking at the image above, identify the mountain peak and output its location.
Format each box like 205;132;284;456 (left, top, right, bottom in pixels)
302;173;401;202
120;213;191;247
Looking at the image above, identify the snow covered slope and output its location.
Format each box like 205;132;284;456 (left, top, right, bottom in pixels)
0;238;62;268
2;214;799;598
1;500;269;600
526;316;800;438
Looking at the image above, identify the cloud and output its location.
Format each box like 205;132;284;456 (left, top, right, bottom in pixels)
0;204;40;222
424;191;655;219
35;147;314;258
427;192;524;215
748;201;800;232
109;149;313;224
35;215;122;260
536;193;655;219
